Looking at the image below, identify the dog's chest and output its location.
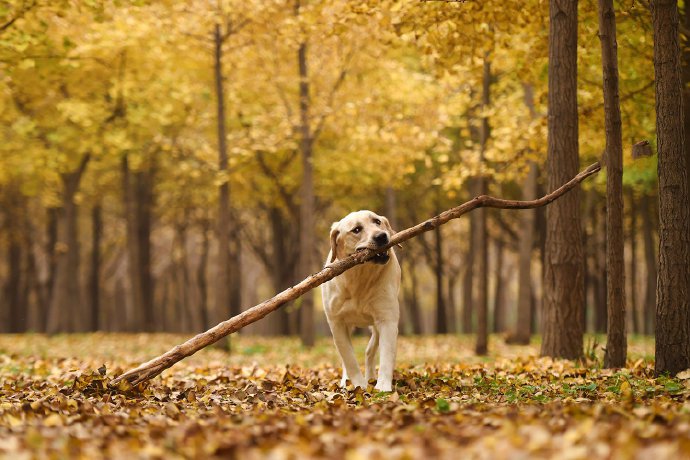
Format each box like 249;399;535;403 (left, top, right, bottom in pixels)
330;294;376;327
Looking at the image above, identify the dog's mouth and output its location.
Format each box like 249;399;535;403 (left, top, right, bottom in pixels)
356;247;390;265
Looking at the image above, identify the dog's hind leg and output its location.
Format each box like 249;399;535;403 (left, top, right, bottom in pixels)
364;326;379;383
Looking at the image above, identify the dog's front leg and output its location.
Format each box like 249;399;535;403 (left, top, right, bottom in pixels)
330;322;366;389
374;321;398;392
364;326;379;383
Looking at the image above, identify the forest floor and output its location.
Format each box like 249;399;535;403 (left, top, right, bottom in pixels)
0;333;688;459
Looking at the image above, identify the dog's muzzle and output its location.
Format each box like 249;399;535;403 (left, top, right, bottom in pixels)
356;243;390;265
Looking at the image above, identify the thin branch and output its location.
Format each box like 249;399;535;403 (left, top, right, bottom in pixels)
0;0;37;34
109;162;601;388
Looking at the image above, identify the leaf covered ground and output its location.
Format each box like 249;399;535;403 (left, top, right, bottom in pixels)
1;333;689;459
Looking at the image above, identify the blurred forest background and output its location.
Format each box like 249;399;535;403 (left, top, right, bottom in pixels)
0;0;662;342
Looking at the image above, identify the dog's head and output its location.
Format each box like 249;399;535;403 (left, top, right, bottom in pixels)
329;210;395;264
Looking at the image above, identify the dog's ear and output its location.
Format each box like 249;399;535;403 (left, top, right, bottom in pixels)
329;223;340;263
381;216;403;249
381;216;395;235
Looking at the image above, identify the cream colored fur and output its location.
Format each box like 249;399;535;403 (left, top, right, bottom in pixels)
321;210;401;392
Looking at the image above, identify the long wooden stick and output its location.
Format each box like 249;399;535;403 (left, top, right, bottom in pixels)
110;162;601;388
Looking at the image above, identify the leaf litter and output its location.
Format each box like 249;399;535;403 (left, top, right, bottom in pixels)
1;333;689;459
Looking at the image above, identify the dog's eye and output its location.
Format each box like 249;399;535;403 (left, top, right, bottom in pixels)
352;226;362;234
373;219;381;226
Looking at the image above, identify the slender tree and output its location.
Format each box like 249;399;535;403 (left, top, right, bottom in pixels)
651;0;690;375
475;55;491;355
598;0;626;368
296;0;316;347
541;0;585;359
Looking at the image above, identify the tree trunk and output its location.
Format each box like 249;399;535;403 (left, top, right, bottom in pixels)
47;155;90;334
90;204;102;331
594;201;608;333
434;222;447;334
197;219;211;330
297;28;316;347
446;272;458;334
122;157;155;332
492;238;506;333
475;55;491;355
642;194;657;335
541;0;585;359
628;190;639;334
599;0;627;368
214;23;233;342
267;207;297;335
403;256;423;335
462;181;475;334
683;0;690;212
513;162;537;343
652;0;690;376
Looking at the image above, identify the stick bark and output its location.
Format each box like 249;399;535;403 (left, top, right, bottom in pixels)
110;162;601;388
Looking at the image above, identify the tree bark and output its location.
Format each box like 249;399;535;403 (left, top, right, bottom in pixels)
492;237;506;333
111;162;600;388
541;0;585;359
683;0;690;211
642;194;657;335
402;256;423;335
628;190;639;334
513;162;537;344
47;155;90;333
599;0;627;368
594;200;608;333
122;157;155;332
197;219;211;330
90;204;102;331
296;23;316;347
461;181;475;334
475;55;491;355
434;221;447;334
214;22;233;340
652;0;690;376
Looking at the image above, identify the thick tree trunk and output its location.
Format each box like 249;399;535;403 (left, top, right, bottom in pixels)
652;0;690;376
47;155;90;334
541;0;585;359
513;163;537;343
297;32;316;347
90;204;102;331
475;55;491;356
642;194;657;335
683;1;690;209
599;0;627;368
111;163;600;388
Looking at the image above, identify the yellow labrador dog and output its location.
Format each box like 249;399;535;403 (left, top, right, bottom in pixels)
321;210;401;392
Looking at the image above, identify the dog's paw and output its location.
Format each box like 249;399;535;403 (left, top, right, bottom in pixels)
374;381;393;392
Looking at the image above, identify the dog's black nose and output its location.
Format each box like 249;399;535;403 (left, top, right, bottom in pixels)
374;232;389;246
